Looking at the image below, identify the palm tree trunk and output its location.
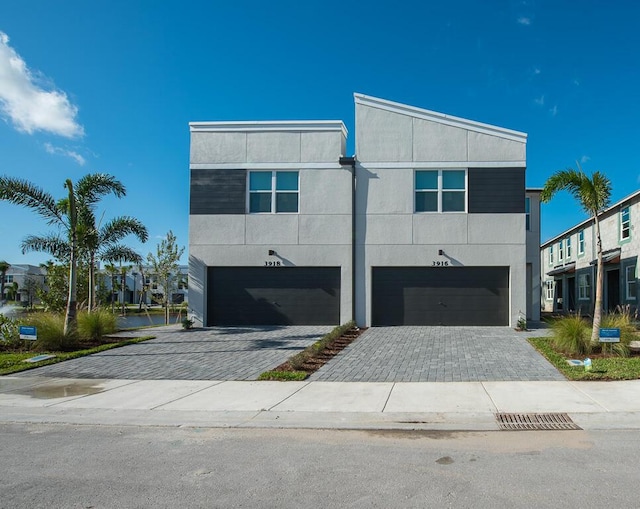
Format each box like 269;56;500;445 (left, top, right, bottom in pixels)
88;254;95;312
591;213;604;343
64;180;78;336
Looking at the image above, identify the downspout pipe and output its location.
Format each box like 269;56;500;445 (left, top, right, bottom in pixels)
339;156;357;324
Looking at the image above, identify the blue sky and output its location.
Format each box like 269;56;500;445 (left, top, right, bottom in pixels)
1;0;639;266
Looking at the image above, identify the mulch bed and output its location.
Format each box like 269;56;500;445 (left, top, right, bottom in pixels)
272;326;367;375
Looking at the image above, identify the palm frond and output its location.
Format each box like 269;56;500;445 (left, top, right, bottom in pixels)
100;216;149;245
76;173;126;206
100;244;143;265
21;234;70;261
0;176;65;226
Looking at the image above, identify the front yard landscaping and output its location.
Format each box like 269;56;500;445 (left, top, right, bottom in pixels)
259;321;365;380
529;337;640;380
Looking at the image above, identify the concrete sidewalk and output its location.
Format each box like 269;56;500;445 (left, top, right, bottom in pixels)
2;376;640;432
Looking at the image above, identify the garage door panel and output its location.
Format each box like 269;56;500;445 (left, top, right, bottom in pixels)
373;267;509;326
208;267;340;326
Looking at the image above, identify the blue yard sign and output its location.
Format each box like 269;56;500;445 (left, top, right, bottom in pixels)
19;325;37;341
599;328;620;343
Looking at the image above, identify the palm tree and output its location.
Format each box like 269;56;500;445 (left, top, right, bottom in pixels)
0;260;10;304
541;164;612;343
84;216;148;311
0;173;128;334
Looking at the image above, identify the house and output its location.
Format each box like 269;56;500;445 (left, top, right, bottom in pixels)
100;265;189;306
188;94;535;328
1;264;47;306
540;190;639;315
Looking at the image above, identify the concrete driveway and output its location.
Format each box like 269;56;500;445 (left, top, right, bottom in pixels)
310;325;563;382
16;325;333;381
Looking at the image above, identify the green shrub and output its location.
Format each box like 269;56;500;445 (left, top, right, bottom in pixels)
77;308;117;343
22;313;77;352
551;314;591;355
0;315;33;352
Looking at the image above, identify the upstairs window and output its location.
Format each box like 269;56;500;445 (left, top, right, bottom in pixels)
415;170;466;213
578;230;585;255
558;240;564;262
566;236;572;259
549;245;554;265
249;171;299;213
525;197;531;231
620;207;631;240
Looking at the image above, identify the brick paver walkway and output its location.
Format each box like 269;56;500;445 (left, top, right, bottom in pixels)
17;325;332;381
309;326;563;382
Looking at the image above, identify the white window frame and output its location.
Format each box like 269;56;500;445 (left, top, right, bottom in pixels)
549;245;554;265
620;206;631;241
415;169;467;213
558;240;564;262
578;230;585;255
578;273;591;300
626;265;637;300
248;170;299;214
545;280;554;300
566;236;572;259
525;197;531;231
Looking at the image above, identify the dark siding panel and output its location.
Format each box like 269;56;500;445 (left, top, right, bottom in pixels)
190;169;246;214
372;267;509;326
208;267;340;325
468;168;525;213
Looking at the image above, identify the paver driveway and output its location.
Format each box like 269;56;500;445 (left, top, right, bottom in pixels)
309;325;564;382
16;325;333;381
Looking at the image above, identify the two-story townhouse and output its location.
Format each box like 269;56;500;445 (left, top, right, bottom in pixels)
353;94;528;326
541;189;640;315
188;94;533;328
2;264;46;306
100;265;189;306
188;121;352;326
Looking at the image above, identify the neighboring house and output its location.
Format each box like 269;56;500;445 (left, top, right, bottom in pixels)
541;190;640;315
189;93;533;328
100;265;188;306
2;264;47;306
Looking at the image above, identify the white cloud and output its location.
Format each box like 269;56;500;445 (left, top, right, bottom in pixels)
517;17;531;25
580;155;590;164
0;31;84;138
534;95;545;105
44;142;85;165
533;68;541;75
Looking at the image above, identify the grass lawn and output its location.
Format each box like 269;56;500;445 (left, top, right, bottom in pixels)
529;337;640;381
0;336;153;376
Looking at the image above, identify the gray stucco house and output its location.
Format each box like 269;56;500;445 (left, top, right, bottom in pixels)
188;94;539;328
541;190;639;315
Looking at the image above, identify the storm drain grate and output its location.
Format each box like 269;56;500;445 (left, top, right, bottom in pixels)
496;413;581;431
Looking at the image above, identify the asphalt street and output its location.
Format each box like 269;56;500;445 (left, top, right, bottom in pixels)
1;423;638;509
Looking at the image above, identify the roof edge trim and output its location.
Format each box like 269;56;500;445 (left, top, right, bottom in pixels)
189;120;348;137
354;93;527;143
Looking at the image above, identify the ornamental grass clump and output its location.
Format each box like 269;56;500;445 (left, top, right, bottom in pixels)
599;309;636;357
550;314;591;356
77;308;118;343
25;312;77;352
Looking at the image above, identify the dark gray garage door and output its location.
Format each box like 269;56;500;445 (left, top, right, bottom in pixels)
208;267;340;326
372;267;509;326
